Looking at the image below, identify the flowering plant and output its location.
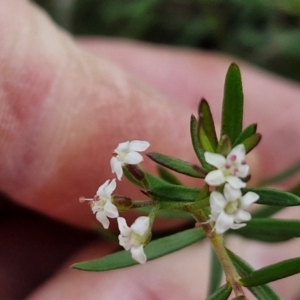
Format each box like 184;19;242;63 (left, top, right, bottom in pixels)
74;64;300;299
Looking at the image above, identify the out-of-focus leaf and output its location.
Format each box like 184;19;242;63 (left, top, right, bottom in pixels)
227;250;281;300
208;249;223;295
242;133;261;153
148;184;200;202
221;63;244;143
206;284;231;300
198;98;218;152
232;123;257;147
251;205;283;219
157;166;182;185
190;115;212;171
259;160;300;186
72;228;205;271
240;257;300;287
233;218;300;242
244;187;300;206
148;152;205;178
136;207;193;220
290;182;300;196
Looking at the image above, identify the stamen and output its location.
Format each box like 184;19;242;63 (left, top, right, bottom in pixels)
229;154;237;161
79;196;96;203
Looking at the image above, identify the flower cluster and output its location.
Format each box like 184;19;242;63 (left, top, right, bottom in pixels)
204;144;259;234
80;140;151;264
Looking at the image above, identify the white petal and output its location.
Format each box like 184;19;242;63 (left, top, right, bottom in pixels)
234;209;251;222
131;245;147;264
131;216;150;236
104;179;116;197
224;184;242;202
215;212;234;234
240;192;259;208
111;157;123;180
124;151;143;164
226;176;246;189
96;179;110;197
117;217;131;236
129;140;150;152
104;201;119;218
229;144;245;163
115;141;130;154
230;223;246;230
96;211;110;229
118;235;131;250
237;164;249;178
210;191;226;214
205;170;226;186
204;152;226;168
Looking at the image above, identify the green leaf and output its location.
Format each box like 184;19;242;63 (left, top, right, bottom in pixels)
227;250;281;300
136;207;194;220
198;98;218;152
148;152;205;178
124;168;167;188
208;248;223;295
259;160;300;186
221;63;244;143
206;284;231;300
216;135;231;156
190;115;211;171
251;205;284;219
243;187;300;206
232;123;257;147
157;166;182;185
72;228;205;271
148;184;200;202
240;257;300;287
242;133;261;153
233;218;300;242
290;182;300;196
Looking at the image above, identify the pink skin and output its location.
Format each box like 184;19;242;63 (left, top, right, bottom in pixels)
1;1;300;299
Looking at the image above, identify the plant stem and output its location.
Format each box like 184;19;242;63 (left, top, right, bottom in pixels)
192;209;246;298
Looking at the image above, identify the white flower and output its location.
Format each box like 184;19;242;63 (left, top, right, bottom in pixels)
208;183;259;234
80;179;119;229
117;216;150;264
204;144;249;189
110;140;150;180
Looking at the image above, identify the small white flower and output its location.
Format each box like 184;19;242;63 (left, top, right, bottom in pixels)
204;144;249;189
80;179;119;229
208;183;259;234
117;216;150;264
110;140;150;180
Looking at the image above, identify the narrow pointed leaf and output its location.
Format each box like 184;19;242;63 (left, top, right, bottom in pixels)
136;207;194;220
227;249;281;300
259;160;300;186
72;228;205;271
208;249;223;295
233;218;300;242
198;98;218;152
242;133;261;153
206;284;231;300
216;135;231;156
221;63;244;143
233;123;257;147
243;187;300;206
251;205;283;219
148;184;201;202
190;115;212;171
148;152;205;178
157;166;182;185
240;257;300;287
123;169;166;188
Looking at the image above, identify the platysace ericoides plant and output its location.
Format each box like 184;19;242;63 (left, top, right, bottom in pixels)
76;63;300;300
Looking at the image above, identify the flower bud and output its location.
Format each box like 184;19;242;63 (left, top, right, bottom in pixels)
113;195;133;212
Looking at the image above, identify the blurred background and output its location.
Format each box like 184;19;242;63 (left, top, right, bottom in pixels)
33;0;300;82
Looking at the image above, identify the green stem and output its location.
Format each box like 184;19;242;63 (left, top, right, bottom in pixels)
192;209;245;298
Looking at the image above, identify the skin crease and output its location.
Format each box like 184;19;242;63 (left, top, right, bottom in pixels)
0;0;300;299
